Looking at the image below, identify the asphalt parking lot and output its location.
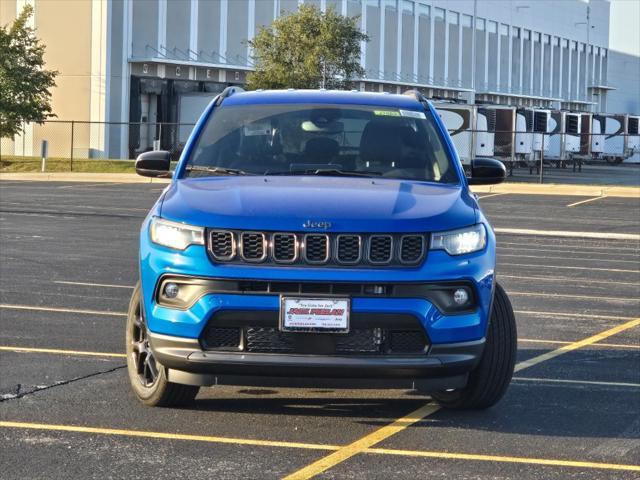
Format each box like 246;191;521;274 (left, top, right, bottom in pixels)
0;180;638;479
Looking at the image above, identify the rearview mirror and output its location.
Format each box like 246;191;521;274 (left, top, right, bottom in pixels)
467;158;506;186
135;151;171;178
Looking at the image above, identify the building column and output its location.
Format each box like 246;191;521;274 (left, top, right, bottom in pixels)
220;0;228;62
518;29;523;93
360;0;367;72
429;9;435;84
412;6;419;82
396;0;402;82
496;25;501;91
443;10;449;85
379;1;385;79
530;32;534;95
484;23;489;90
567;42;572;100
558;39;563;99
539;35;544;97
248;0;255;58
157;0;166;54
90;0;109;158
189;0;198;60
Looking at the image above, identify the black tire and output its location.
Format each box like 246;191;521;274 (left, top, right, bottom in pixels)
126;282;199;407
432;283;517;410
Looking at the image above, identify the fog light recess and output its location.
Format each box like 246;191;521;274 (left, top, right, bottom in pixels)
164;282;179;299
453;288;469;306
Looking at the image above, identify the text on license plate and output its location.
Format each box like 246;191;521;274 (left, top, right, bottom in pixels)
281;297;350;332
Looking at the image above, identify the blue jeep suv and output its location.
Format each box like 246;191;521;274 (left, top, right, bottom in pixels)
127;88;516;410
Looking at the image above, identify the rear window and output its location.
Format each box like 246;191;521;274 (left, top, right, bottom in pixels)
187;103;459;183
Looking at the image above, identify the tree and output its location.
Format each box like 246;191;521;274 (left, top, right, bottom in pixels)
246;5;368;90
0;5;57;138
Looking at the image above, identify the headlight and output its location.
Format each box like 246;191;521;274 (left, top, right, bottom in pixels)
149;217;204;250
431;224;487;255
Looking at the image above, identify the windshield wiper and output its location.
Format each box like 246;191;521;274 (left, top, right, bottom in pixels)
266;169;383;177
185;165;253;176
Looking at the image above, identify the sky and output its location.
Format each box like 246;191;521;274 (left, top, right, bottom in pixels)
609;0;640;56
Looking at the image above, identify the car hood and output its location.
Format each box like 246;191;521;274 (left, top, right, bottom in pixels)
160;176;477;233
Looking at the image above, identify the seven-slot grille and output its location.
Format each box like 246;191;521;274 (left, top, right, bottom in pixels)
207;230;427;267
209;231;235;261
368;235;393;264
240;232;267;262
273;233;297;262
304;234;330;263
399;235;425;264
336;235;361;264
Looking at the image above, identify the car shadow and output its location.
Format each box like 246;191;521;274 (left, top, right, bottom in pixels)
180;348;639;440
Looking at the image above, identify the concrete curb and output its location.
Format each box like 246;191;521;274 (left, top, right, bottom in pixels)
471;183;640;198
0;172;170;184
1;172;638;198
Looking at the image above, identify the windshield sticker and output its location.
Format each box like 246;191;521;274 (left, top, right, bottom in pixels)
400;110;426;119
244;122;272;136
373;110;401;117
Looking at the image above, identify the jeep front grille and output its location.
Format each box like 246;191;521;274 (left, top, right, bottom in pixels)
209;231;235;261
273;233;297;263
304;234;330;263
399;235;425;264
336;235;361;264
368;235;393;264
207;230;427;267
240;232;267;262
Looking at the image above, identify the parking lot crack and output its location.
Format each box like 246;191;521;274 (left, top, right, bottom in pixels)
0;365;126;402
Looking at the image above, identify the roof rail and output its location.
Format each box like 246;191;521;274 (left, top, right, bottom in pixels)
214;86;245;106
402;89;430;109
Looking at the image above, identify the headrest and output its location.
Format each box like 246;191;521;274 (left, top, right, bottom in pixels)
303;137;340;161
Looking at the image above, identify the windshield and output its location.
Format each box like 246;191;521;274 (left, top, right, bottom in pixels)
186;103;459;183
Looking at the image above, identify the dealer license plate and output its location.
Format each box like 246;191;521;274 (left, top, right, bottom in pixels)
280;297;350;333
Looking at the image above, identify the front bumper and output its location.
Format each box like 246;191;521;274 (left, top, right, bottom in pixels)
149;331;484;391
139;214;497;389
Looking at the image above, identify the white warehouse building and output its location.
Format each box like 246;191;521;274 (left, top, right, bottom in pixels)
0;0;638;159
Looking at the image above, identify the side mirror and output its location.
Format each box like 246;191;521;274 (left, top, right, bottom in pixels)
467;158;506;185
135;150;171;178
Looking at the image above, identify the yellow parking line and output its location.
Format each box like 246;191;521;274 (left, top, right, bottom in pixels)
282;403;441;480
499;240;640;251
509;291;638;302
0;422;339;452
494;227;640;241
4;332;639;360
514;317;640;373
364;448;640;472
512;377;640;388
514;310;635;320
0;304;126;317
567;196;607;207
283;317;640;479
0;346;126;358
2;421;639;473
519;338;640;350
500;253;640;265
500;274;640;287
500;263;639;273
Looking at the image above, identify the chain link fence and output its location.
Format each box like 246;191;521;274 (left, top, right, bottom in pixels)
0;121;196;172
2;122;638;183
